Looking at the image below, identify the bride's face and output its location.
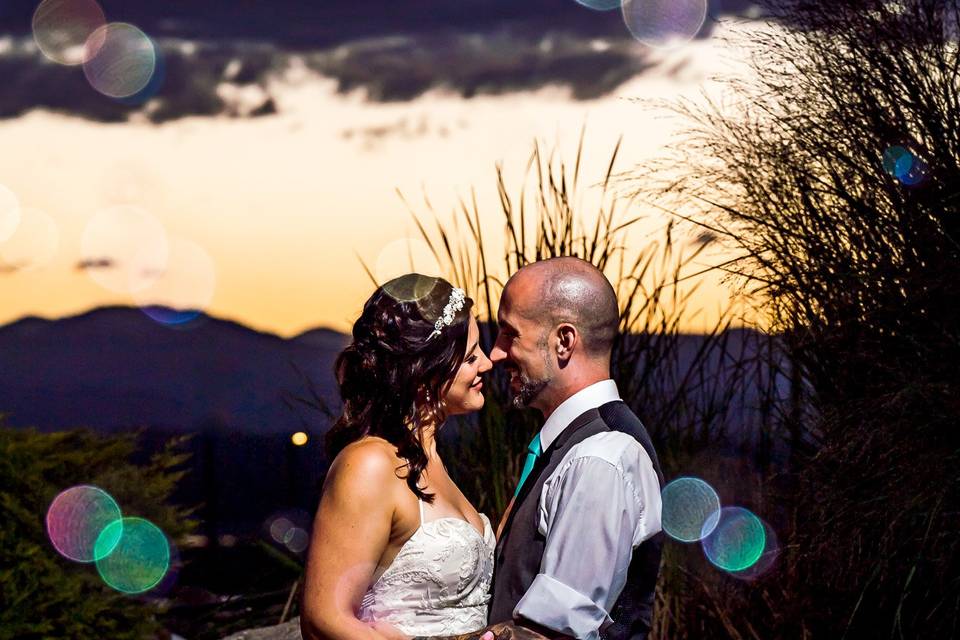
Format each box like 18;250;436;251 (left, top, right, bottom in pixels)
442;316;492;416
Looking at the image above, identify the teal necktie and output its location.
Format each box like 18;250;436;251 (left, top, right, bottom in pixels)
513;434;543;498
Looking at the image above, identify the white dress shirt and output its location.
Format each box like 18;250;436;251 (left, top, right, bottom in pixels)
512;380;662;639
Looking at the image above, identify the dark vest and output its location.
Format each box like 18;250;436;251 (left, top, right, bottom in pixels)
489;401;664;640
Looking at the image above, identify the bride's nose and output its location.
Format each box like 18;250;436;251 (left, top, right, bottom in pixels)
478;350;493;373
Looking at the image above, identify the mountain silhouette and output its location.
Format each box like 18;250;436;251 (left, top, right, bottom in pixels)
0;306;785;534
0;305;346;435
0;306;348;534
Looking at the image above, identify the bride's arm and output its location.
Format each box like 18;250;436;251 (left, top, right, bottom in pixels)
300;443;398;640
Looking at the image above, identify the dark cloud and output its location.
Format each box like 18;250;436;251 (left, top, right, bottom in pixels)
0;0;766;123
0;30;654;122
75;258;115;271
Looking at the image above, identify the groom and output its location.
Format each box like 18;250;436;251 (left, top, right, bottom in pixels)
398;257;664;640
483;257;663;640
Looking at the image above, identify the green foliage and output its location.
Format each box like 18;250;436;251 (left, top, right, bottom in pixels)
0;421;194;640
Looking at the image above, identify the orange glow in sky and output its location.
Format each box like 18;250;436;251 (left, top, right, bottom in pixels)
0;31;755;337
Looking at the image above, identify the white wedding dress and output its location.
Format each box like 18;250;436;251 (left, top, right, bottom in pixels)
358;499;495;636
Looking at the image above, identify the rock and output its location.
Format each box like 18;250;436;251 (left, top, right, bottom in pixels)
221;617;302;640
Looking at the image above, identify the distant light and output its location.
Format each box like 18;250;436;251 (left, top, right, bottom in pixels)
291;432;308;446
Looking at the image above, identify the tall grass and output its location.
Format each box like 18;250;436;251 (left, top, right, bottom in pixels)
624;1;960;636
386;133;795;638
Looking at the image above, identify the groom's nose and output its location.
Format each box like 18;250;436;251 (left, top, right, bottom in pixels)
489;342;507;364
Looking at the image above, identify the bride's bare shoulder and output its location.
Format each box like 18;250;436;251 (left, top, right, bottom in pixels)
326;437;403;486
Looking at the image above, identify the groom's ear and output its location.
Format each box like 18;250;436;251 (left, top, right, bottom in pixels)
555;323;577;364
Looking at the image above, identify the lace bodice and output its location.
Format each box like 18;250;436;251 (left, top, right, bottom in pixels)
358;500;495;636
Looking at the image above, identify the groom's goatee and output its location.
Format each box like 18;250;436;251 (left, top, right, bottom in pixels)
510;374;549;408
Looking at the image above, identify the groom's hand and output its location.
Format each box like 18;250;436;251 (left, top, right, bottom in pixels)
408;621;553;640
480;621;553;639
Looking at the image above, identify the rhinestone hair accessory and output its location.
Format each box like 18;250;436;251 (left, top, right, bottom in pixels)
427;287;467;340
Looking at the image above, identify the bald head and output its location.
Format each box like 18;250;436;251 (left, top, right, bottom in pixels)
506;257;619;358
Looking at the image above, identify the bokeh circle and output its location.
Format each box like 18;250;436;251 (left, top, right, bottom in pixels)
374;238;443;302
32;0;106;66
283;527;310;554
46;485;123;563
575;0;623;10
265;509;311;554
80;204;169;294
131;237;217;326
729;516;780;581
95;517;171;593
661;477;721;542
701;506;766;572
0;184;21;243
883;145;929;187
621;0;708;49
83;23;157;98
0;207;60;272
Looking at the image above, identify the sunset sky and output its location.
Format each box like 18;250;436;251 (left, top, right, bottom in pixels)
0;2;762;336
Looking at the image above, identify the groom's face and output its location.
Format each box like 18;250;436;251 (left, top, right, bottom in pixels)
491;284;554;411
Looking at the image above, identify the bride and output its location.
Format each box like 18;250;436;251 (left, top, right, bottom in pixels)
300;274;496;639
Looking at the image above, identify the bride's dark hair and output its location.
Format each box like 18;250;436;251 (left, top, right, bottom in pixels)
325;273;475;502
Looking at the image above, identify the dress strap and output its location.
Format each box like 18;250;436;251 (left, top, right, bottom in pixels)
417;497;425;526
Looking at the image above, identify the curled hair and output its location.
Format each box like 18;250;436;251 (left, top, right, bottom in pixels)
325;274;474;502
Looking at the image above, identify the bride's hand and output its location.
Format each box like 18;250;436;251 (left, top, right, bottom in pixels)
369;620;412;640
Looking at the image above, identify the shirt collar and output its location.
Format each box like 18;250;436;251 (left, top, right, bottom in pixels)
538;379;621;451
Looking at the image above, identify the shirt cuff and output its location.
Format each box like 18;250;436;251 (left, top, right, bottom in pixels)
513;573;613;639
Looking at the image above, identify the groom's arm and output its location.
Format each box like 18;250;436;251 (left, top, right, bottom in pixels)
512;437;661;638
